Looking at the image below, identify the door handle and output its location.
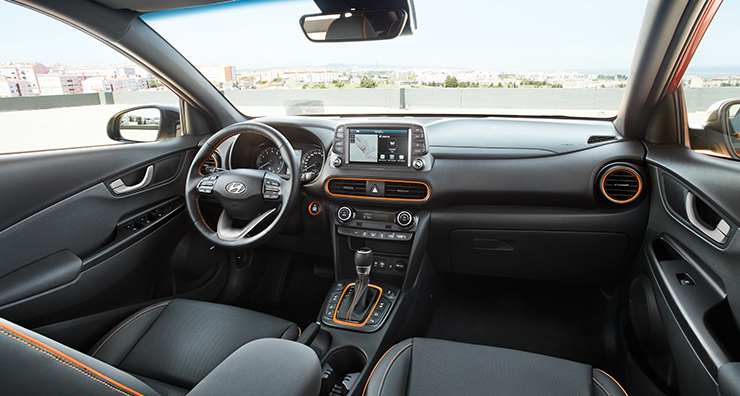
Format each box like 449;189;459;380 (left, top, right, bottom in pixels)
685;192;730;244
110;165;154;194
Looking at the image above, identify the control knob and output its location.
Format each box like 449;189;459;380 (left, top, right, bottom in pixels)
395;210;414;228
337;206;354;222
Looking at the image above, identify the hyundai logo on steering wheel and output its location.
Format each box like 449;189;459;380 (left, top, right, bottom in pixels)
225;181;247;195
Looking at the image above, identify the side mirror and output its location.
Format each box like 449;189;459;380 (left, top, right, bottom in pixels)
300;9;408;42
107;105;180;143
703;99;740;159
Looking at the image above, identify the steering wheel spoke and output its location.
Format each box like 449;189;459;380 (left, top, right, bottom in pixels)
216;209;278;241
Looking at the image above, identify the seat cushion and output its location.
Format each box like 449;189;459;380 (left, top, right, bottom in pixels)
364;338;628;396
89;299;300;390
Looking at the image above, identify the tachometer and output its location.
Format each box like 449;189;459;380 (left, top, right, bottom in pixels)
255;146;284;173
300;147;325;182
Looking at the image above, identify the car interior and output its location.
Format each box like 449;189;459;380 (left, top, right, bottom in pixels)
1;0;740;395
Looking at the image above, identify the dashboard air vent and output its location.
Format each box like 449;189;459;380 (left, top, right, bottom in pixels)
201;153;220;174
588;136;617;144
600;166;642;204
385;181;429;200
327;179;367;197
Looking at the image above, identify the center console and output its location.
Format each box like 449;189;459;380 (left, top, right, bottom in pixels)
309;122;432;396
321;205;417;332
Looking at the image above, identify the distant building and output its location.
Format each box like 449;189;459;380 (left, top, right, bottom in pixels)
0;79;34;97
82;76;149;92
198;65;237;85
63;64;137;78
37;74;84;95
0;63;50;95
682;75;704;88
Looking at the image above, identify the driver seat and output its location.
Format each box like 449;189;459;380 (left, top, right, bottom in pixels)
0;299;301;395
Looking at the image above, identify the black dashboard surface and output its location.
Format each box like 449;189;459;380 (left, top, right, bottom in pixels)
219;115;648;283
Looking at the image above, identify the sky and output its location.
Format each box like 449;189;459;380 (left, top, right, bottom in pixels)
0;0;738;74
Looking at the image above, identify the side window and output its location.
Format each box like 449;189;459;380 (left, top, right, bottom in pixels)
0;2;178;155
682;2;740;158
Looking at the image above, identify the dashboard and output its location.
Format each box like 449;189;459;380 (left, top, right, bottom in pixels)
207;115;649;284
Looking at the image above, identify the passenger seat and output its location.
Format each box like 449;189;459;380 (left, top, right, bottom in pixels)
364;338;627;396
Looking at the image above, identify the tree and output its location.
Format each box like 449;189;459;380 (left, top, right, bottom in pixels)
444;76;459;88
302;84;309;89
360;76;377;88
333;79;345;88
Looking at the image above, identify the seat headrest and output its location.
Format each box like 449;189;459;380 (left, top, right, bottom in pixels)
326;15;376;40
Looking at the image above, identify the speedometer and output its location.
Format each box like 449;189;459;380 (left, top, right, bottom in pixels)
255;146;284;173
300;147;325;181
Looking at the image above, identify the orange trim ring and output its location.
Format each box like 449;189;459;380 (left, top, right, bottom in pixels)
333;283;383;327
325;177;430;202
600;167;643;204
0;322;144;396
667;0;722;94
308;201;322;215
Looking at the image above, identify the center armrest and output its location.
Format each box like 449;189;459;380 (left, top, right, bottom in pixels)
187;338;321;396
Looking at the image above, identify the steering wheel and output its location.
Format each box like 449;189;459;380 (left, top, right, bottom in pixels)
185;121;300;249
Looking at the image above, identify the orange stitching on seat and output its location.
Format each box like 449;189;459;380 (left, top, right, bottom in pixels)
197;130;271;176
0;325;143;396
596;369;628;395
280;328;290;339
593;377;612;396
376;342;412;396
92;302;170;357
298;327;302;337
196;195;215;233
362;342;398;396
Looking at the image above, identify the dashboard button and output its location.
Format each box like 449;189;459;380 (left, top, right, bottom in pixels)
412;148;425;155
308;201;321;215
395;233;412;241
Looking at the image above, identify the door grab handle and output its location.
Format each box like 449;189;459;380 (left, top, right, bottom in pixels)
685;192;730;244
110;165;154;194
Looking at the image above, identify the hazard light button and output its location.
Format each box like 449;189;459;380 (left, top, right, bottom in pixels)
367;181;385;196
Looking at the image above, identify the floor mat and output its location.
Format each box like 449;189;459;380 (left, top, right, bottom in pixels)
425;275;604;367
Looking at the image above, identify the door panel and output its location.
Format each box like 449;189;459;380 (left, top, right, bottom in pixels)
643;142;740;395
0;135;218;326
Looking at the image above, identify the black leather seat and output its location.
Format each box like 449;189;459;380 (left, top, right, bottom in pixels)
364;338;628;396
0;299;303;396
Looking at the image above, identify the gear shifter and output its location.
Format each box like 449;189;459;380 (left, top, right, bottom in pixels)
335;247;380;323
351;247;373;314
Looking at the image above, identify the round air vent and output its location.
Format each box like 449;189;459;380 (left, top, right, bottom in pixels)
600;165;643;204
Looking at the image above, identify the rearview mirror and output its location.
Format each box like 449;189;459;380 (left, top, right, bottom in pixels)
703;99;740;159
107;105;180;143
300;9;408;42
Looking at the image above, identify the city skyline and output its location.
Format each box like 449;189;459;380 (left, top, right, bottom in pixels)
2;1;739;74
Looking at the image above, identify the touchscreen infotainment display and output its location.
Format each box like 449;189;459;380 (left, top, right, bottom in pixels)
348;128;408;165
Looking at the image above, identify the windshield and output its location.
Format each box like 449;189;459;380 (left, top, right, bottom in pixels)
143;0;648;118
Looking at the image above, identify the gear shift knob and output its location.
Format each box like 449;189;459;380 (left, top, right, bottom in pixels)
355;247;373;273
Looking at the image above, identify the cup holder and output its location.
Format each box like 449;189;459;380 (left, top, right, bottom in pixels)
320;346;367;396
